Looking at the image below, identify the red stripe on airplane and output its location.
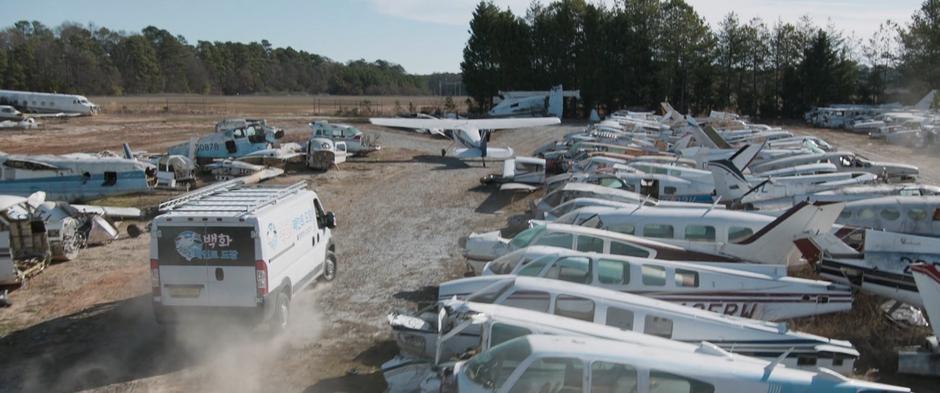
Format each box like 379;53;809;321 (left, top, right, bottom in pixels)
912;263;940;285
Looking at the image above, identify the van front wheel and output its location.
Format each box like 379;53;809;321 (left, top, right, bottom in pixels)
273;293;290;333
322;252;337;282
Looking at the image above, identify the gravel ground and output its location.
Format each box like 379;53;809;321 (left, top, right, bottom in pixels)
0;114;937;392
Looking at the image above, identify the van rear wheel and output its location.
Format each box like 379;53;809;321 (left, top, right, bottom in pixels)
322;252;337;282
273;293;290;333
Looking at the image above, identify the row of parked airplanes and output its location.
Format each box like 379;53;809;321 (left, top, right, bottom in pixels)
359;104;940;392
0;116;383;301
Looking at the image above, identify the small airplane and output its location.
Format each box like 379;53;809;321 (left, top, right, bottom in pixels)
798;228;940;306
437;276;860;374
898;263;940;376
433;335;906;393
369;116;561;166
488;85;575;118
475;245;852;321
166;118;287;164
0;150;157;202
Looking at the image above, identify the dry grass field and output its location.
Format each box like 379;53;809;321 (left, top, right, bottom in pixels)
89;94;470;117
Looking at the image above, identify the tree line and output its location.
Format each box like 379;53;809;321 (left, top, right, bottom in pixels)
0;21;440;96
462;0;940;118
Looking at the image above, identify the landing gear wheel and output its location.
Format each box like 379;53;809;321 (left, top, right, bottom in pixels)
322;252;337;282
272;292;290;333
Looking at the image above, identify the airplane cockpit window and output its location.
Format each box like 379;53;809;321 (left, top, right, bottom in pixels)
642;265;667;286
554;295;595;321
880;208;900;221
233;128;245;138
489;323;532;348
649;370;715;393
591;361;638;393
644;316;674;338
517;255;554;276
508;356;583;393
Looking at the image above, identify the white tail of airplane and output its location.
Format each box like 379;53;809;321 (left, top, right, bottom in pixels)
547;85;564;118
706;144;764;201
720;201;844;265
912;263;940;340
914;89;937;111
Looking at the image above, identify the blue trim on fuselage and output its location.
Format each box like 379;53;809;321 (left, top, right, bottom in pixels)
0;171;150;201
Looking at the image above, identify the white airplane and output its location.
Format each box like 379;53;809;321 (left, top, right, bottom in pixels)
369;117;561;166
434;335;907;393
437;276;860;373
898;263;940;376
488;85;575;118
0;89;98;116
476;245;852;321
798;229;940;306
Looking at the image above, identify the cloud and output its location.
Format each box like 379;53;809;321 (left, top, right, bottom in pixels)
369;0;533;26
685;0;922;39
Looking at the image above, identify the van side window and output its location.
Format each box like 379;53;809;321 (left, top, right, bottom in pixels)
576;235;604;253
554;295;595;321
605;307;634;330
643;224;674;239
641;265;666;286
591;361;638;393
544;257;591;284
490;323;531;347
509;357;582;393
503;290;550;312
102;172;117;186
533;232;573;248
597;259;630;285
684;225;715;242
644;315;674;338
675;269;699;288
649;370;715;393
728;226;753;244
610;241;649;258
313;199;326;228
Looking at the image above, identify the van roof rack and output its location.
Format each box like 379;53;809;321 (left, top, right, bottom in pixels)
158;180;307;216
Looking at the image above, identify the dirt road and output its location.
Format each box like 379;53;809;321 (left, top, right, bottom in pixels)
0;113;937;392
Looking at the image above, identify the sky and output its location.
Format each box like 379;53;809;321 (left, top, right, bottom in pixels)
0;0;927;74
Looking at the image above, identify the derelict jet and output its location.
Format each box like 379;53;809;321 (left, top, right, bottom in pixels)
476;245;852;321
798;228;940;306
0;89;99;116
437;276;860;373
166;118;288;164
0;151;156;202
369;116;560;166
488;85;577;118
897;263;940;376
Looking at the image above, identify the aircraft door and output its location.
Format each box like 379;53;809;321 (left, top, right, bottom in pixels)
640;178;660;199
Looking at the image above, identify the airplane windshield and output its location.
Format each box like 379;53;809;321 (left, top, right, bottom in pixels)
464;337;531;390
509;226;545;250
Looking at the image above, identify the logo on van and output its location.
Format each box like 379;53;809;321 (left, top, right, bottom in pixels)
175;231;204;261
266;223;278;250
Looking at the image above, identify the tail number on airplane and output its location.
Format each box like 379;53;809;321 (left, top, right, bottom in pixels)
685;302;758;318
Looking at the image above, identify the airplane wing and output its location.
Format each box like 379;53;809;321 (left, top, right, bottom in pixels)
370;117;560;130
71;205;142;218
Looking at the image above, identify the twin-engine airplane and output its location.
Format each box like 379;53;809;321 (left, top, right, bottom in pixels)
368;117;560;166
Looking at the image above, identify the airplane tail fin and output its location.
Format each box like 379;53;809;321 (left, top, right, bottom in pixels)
672;134;693;151
914;89;937;111
912;263;940;339
723;202;844;265
547;85;564;118
122;143;134;160
686;118;731;150
729;142;764;171
706;157;751;201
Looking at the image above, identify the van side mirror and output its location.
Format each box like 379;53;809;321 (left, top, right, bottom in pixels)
325;212;337;229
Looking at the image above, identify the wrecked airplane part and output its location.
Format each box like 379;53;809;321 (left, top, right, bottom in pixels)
0;151;156;202
306;138;348;170
309;120;381;156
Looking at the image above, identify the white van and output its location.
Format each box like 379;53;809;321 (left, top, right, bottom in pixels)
150;181;337;330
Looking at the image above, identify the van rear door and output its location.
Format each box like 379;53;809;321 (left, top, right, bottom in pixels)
202;226;258;307
157;225;210;306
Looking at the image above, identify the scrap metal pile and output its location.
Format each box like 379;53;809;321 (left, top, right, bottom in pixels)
380;103;940;392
